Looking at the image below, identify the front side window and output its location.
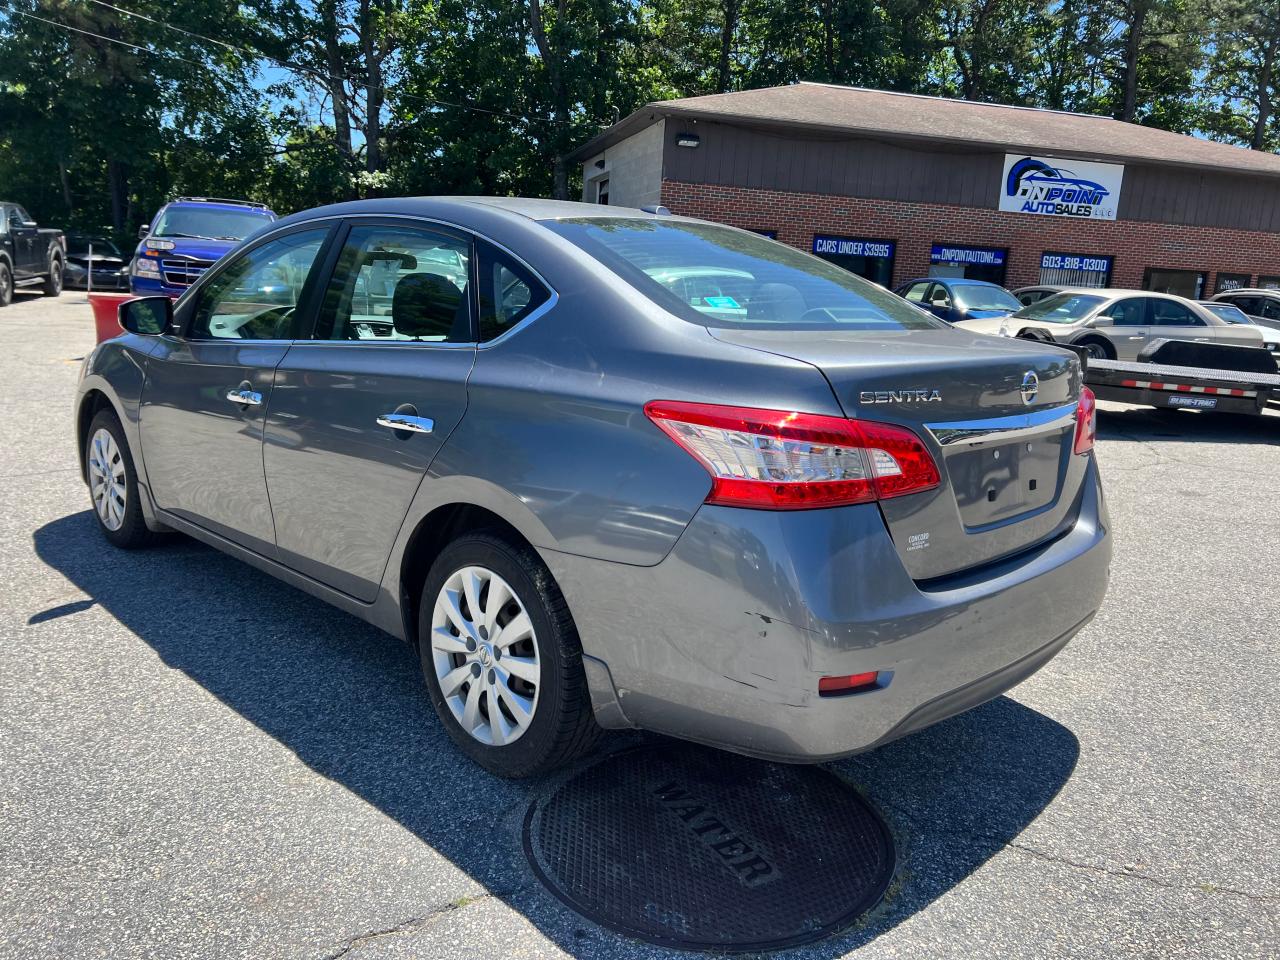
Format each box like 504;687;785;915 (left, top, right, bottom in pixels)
1149;299;1203;326
318;225;472;342
477;242;550;342
1101;298;1148;326
545;218;945;332
190;228;329;340
1013;292;1105;324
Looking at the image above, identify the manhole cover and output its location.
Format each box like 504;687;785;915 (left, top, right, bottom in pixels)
523;743;895;952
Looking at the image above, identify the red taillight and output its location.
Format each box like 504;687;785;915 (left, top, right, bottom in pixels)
1074;386;1097;455
819;671;881;696
644;400;940;510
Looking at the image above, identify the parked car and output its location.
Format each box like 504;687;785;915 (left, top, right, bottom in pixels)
895;277;1022;324
1012;284;1073;306
1209;288;1280;332
131;197;276;297
0;202;65;306
955;289;1265;360
78;198;1110;777
64;234;130;290
1199;300;1280;360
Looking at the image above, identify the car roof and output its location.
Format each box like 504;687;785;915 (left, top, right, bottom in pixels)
160;199;275;214
897;277;1006;288
1212;287;1280;296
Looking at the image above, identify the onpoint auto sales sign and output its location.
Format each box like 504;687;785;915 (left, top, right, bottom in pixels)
1000;154;1124;220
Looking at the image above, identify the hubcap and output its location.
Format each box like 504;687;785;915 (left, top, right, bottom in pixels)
87;428;127;531
430;565;540;746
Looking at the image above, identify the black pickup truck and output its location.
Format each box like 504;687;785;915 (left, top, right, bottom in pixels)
0;203;66;306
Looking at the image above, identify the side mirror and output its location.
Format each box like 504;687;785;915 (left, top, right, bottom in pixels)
137;225;150;239
21;220;38;229
1090;316;1113;327
119;296;172;336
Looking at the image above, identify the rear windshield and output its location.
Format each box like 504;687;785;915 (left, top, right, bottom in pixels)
1012;292;1105;323
953;284;1021;312
1200;302;1251;324
544;218;945;331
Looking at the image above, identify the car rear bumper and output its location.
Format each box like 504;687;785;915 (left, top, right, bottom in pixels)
547;456;1110;762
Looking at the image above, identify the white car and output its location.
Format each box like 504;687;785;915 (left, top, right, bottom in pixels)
1199;300;1280;361
953;289;1265;360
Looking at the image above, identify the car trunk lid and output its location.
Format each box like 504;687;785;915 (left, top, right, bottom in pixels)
708;327;1089;579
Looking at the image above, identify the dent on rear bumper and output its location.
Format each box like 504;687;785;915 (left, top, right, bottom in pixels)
546;456;1110;762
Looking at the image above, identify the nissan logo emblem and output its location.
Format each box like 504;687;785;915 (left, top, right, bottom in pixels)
1020;371;1039;405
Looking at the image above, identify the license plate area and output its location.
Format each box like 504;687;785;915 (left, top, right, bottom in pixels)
947;433;1064;528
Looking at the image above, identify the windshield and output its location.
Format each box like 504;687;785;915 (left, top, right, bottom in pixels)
68;237;121;256
952;284;1021;312
1012;292;1106;324
544;218;945;331
1201;303;1252;324
152;205;272;241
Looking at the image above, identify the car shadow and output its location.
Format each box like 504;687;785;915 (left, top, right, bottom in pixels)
33;511;1079;958
1098;403;1280;446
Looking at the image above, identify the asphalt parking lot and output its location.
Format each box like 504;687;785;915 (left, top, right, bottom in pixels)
2;291;1278;960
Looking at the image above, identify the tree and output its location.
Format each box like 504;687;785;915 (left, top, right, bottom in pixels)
1201;1;1280;149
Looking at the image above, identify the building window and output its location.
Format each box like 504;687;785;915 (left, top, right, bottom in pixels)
1039;251;1113;288
1215;272;1252;293
1143;267;1205;299
929;243;1007;285
596;178;609;205
1258;275;1280;290
811;234;896;286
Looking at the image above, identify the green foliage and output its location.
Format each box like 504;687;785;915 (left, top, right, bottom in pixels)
0;0;1277;236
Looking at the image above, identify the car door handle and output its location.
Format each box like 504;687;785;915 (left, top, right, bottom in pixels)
226;388;263;406
376;413;434;434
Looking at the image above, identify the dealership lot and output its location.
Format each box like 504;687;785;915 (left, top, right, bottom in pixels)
2;292;1278;959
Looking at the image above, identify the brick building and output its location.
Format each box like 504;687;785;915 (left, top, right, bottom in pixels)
567;83;1280;298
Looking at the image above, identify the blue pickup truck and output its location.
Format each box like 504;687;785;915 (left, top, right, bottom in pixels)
130;197;276;297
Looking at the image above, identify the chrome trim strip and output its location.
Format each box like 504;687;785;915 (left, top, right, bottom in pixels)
926;401;1077;448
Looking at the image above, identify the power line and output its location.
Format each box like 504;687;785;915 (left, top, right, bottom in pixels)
1;4;207;67
75;0;595;128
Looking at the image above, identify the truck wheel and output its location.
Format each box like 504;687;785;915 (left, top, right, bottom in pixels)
42;255;63;296
0;261;11;307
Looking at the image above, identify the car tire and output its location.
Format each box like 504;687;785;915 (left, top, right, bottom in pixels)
1078;337;1115;361
42;255;63;296
85;409;159;549
0;261;11;307
418;531;602;778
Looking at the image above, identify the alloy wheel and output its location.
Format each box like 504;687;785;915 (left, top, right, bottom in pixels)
88;427;127;531
430;565;541;746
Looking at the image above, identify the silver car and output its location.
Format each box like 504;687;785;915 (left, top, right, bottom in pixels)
955;288;1265;360
76;198;1111;777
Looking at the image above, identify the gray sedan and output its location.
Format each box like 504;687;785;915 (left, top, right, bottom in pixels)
76;198;1110;777
955;288;1265;360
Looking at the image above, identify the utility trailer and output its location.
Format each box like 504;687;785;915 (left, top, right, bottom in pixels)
1083;339;1280;416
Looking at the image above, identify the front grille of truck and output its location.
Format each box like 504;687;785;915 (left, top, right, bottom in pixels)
160;258;214;287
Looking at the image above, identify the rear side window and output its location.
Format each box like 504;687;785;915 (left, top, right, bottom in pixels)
545;218;943;332
477;242;551;342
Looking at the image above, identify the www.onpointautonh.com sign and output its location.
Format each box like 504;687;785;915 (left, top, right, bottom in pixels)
1000;154;1124;220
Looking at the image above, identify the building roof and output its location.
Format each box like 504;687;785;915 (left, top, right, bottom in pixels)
569;82;1280;179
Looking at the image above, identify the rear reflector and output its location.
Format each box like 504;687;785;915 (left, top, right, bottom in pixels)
644;400;940;510
818;671;880;696
1074;386;1097;455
